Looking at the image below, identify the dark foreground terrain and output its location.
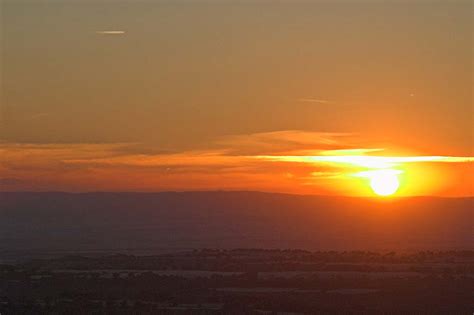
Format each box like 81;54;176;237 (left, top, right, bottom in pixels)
1;192;472;256
0;250;473;314
1;192;472;313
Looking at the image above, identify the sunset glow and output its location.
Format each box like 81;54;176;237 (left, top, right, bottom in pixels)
1;139;472;196
253;153;472;196
1;1;472;197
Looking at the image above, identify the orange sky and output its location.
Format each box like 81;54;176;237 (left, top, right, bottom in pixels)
1;130;472;196
1;1;473;196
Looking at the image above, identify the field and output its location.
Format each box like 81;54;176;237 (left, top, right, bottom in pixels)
1;249;472;314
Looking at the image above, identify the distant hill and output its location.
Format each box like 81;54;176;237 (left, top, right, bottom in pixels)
0;192;472;258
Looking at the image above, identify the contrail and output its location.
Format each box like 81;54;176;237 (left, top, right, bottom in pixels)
96;31;126;35
297;98;333;104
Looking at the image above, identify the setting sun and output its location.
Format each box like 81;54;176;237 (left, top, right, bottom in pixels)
368;170;400;196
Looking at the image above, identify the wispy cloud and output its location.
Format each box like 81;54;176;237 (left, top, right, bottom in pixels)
219;130;352;155
0;177;23;185
297;98;334;104
255;154;474;169
3;133;472;172
1;131;472;194
25;113;53;121
64;150;248;168
96;30;126;35
0;142;132;171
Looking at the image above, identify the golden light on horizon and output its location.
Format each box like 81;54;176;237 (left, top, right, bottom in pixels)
0;139;471;195
256;153;473;197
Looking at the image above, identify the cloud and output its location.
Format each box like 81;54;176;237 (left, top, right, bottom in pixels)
297;98;334;104
310;171;343;179
255;154;474;169
320;149;384;156
0;132;348;192
0;142;133;171
3;133;471;173
0;177;23;185
0;131;472;194
63;150;249;168
218;130;352;155
96;31;126;35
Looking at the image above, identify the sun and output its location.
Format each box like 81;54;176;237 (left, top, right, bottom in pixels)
369;171;400;196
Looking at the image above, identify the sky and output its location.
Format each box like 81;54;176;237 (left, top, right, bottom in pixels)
1;0;473;196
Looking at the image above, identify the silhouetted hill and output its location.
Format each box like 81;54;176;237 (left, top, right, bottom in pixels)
0;192;472;257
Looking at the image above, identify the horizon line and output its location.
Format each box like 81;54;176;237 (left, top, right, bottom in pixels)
1;190;472;199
